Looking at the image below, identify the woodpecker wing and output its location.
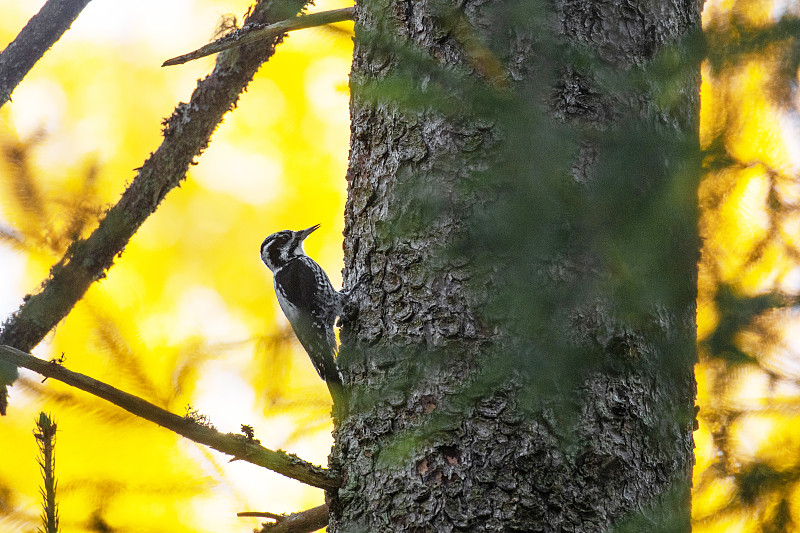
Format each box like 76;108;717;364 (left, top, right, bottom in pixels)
273;256;341;383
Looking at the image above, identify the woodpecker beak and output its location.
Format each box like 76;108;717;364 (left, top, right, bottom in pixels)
298;224;321;240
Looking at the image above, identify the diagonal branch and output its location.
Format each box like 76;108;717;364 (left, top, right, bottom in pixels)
162;7;354;67
0;0;314;415
0;0;93;109
0;345;340;491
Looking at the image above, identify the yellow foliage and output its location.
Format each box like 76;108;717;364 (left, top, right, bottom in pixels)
2;0;798;529
0;0;353;530
696;0;800;530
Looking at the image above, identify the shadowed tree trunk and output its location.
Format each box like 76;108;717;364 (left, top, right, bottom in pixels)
333;0;701;531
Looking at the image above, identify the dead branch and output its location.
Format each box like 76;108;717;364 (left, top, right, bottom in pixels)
238;511;284;519
0;345;340;491
253;504;329;533
162;7;354;67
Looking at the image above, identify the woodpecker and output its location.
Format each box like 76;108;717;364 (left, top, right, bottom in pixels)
260;224;343;385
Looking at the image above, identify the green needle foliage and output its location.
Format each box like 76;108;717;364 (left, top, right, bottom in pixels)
34;412;59;533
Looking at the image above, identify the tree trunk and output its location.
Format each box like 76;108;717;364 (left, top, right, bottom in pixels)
334;0;701;531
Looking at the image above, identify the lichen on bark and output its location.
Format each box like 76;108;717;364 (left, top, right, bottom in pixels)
332;0;701;531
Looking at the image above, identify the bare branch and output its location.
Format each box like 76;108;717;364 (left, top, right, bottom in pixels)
238;511;285;519
0;0;93;108
250;504;329;533
163;7;355;67
0;0;314;415
0;345;340;491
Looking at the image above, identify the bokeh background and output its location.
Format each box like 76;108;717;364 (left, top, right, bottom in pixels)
1;0;799;531
696;1;800;530
0;0;353;530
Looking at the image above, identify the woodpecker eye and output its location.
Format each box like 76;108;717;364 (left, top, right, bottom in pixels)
259;226;342;385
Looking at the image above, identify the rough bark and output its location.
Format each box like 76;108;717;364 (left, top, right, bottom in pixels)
332;0;700;531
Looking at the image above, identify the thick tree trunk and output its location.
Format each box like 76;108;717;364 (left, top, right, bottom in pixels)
334;0;701;531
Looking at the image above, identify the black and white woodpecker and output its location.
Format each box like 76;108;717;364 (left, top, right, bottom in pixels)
260;224;344;386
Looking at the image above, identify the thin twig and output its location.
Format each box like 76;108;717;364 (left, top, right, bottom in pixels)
0;0;93;108
162;7;355;67
255;504;329;533
0;345;340;491
0;0;314;416
238;511;284;519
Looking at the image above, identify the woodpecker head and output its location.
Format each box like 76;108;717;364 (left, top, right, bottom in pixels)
260;224;320;272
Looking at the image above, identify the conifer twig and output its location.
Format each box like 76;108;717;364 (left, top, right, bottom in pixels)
162;7;354;67
0;0;93;108
0;346;340;491
34;412;59;533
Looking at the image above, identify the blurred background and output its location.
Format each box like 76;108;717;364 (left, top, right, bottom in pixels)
696;1;800;531
0;0;799;531
0;0;352;530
